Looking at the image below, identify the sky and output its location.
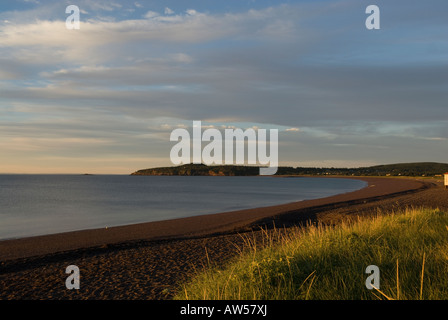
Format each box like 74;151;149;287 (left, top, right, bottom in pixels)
0;0;447;174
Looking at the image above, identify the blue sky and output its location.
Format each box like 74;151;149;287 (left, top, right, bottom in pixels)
0;0;447;173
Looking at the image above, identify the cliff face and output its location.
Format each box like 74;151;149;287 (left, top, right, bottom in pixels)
131;164;260;176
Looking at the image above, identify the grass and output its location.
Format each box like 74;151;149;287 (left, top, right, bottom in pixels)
174;207;448;300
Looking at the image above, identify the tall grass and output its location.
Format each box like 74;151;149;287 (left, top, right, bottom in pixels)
175;207;448;300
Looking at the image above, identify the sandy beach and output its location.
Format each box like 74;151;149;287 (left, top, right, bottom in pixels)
1;176;447;300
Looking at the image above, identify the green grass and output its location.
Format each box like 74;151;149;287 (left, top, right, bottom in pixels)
174;207;448;300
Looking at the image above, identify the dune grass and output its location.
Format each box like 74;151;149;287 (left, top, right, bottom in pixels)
174;207;448;300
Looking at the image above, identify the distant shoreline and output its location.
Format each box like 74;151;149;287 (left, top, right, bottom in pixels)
0;176;428;262
131;162;448;177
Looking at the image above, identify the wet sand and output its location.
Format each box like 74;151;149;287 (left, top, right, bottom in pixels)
0;176;446;300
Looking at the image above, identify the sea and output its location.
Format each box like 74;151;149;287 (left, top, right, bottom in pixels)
0;175;367;240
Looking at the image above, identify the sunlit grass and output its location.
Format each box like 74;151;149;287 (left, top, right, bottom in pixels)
175;207;448;300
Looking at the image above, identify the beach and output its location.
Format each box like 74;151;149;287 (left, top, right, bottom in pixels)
0;176;447;300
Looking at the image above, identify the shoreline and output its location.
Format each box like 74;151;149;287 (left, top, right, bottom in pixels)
0;175;365;243
0;176;429;262
1;176;446;300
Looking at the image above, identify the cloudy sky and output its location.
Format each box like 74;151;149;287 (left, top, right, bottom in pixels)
0;0;447;174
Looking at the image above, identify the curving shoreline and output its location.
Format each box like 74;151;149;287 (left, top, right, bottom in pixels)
0;176;428;262
1;176;447;300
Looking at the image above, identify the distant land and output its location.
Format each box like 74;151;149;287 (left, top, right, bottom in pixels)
131;162;448;177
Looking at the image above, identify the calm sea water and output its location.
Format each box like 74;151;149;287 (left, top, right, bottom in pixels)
0;175;367;240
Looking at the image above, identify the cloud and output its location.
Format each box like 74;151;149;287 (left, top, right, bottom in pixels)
144;11;160;19
82;0;122;12
0;5;301;61
186;9;198;16
165;7;174;15
0;1;447;172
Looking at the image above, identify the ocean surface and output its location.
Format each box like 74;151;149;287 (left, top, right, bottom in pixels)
0;175;367;240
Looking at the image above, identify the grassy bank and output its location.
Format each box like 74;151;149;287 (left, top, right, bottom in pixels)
175;207;448;300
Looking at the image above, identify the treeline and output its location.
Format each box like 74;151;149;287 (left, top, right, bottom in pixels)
131;164;259;176
276;162;448;176
131;162;448;177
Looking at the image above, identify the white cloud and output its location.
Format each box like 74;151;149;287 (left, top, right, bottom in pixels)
144;11;160;19
186;9;198;16
165;7;174;15
83;1;122;12
0;5;301;65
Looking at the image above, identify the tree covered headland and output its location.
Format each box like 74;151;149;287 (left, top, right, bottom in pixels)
131;162;448;177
